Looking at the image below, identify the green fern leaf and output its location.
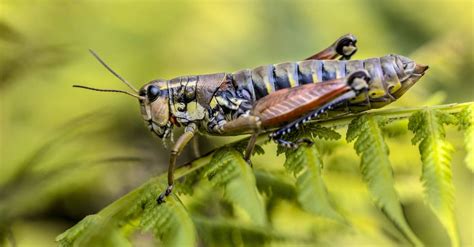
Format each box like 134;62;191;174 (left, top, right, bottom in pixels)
56;215;132;247
203;148;267;226
409;110;460;247
57;179;197;247
277;124;341;155
231;139;265;156
56;215;98;247
175;168;203;196
76;222;132;247
457;105;474;172
252;144;266;156
193;216;287;246
304;124;342;140
204;151;239;187
284;145;345;223
347;115;422;246
140;189;197;247
254;169;296;201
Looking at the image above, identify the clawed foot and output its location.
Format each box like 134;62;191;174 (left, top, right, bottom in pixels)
296;138;314;146
156;184;174;204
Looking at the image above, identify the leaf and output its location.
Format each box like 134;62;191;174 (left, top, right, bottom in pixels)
457;104;474;172
140;189;197;247
193;216;289;247
409;110;460;247
254;169;296;201
57;215;132;247
347;115;422;246
277;124;341;155
57;179;197;247
175;168;204;196
231;139;265;156
284;145;345;223
55;102;473;247
304;124;342;140
203;148;267;226
56;215;97;246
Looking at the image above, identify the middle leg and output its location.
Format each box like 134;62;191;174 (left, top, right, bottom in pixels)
214;115;262;165
243;130;260;166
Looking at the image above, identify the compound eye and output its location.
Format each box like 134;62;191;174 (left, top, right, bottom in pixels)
147;85;160;102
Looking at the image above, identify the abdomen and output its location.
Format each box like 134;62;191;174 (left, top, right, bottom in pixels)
231;56;399;106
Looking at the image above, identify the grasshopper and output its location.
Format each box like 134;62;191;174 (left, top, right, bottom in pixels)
75;34;428;203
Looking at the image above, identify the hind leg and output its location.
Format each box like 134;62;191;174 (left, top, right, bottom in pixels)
267;71;371;148
269;93;352;149
305;34;358;61
211;115;262;165
243;130;260;166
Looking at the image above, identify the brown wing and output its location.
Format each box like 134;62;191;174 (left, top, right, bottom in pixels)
253;80;349;127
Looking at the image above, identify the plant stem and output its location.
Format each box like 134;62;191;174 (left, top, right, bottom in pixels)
317;102;473;128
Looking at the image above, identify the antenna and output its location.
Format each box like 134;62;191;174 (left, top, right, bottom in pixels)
88;49;139;93
73;85;144;100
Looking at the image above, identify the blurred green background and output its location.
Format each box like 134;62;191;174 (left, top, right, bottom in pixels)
0;0;472;246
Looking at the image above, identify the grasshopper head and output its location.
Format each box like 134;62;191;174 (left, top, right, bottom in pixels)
74;50;174;140
139;80;173;139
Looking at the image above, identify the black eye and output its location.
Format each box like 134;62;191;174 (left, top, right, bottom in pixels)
147;85;160;102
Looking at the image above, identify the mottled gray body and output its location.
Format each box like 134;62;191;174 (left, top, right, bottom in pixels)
232;54;408;105
163;54;413;134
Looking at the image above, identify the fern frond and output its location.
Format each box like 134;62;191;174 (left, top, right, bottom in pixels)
254;169;296;201
231;139;265;156
408;110;460;247
193;216;291;247
318;102;472;129
56;215;97;246
284;145;345;223
303;124;342;140
140;189;197;246
175;168;203;196
283;147;306;177
203;151;239;187
277;124;341;155
457;105;474;172
203;148;267;226
56;102;472;246
57;215;132;247
347;115;422;246
58;178;198;247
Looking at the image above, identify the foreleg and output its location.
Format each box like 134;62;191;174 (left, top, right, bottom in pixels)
157;123;197;204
